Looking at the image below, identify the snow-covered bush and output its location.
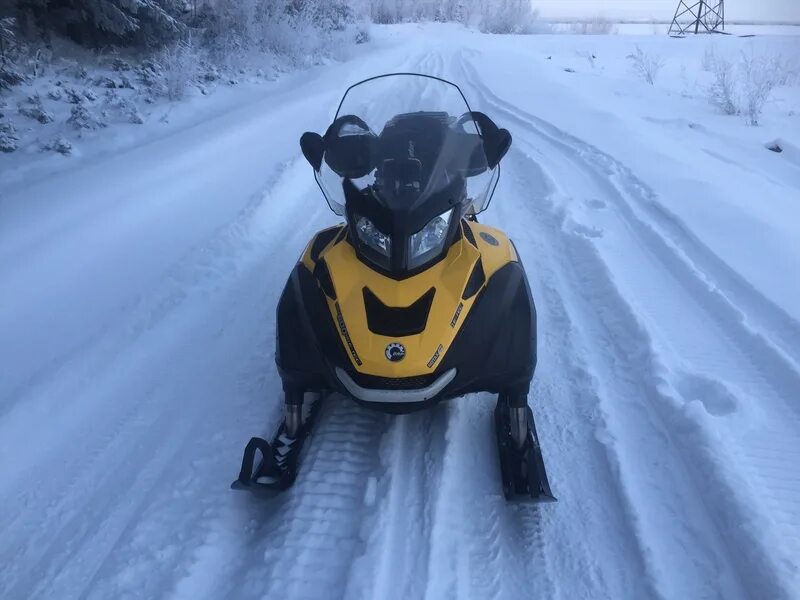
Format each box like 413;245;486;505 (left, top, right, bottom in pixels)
355;27;371;44
136;58;163;89
18;93;54;123
0;119;19;152
41;136;73;155
68;103;106;130
627;46;664;85
126;102;145;125
64;86;85;104
571;16;616;35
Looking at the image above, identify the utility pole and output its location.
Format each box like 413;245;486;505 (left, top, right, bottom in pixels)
668;0;725;36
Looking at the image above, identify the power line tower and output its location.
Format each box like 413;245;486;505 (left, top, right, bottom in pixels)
668;1;725;36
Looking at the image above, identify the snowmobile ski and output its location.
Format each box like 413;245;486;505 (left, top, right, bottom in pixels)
231;394;323;496
495;400;557;503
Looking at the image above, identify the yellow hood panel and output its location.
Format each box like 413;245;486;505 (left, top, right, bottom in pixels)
304;221;516;377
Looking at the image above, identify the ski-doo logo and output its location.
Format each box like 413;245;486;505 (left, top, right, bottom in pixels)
385;342;406;362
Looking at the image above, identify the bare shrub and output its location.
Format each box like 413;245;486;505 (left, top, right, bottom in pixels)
701;44;717;71
708;56;738;115
579;51;596;69
738;51;779;126
480;2;549;34
158;40;200;101
766;53;800;87
627;46;664;85
571;16;616;35
705;49;796;125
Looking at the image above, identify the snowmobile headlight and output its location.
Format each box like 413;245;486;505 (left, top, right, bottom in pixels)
408;208;453;269
355;215;391;258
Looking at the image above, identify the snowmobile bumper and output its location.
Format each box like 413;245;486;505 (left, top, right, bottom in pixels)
495;404;557;503
335;367;457;404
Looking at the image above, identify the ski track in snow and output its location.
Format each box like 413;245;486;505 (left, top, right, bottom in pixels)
3;34;800;600
459;50;800;599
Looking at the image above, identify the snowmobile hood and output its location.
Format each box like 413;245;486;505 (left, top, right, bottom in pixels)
300;220;518;379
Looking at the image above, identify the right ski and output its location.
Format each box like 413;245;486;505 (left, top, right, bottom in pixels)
495;402;557;503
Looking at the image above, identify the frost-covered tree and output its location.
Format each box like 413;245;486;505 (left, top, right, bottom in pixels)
9;0;185;49
0;120;20;152
478;0;543;34
365;0;541;31
1;17;25;89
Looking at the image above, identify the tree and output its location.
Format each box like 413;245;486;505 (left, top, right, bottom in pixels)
1;17;25;89
11;0;185;49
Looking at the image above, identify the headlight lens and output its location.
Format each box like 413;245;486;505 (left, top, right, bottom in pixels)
355;215;391;257
408;208;453;269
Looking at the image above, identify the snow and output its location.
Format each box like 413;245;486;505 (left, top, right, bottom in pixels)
2;23;800;600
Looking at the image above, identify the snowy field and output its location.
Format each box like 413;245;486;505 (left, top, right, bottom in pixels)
2;24;800;600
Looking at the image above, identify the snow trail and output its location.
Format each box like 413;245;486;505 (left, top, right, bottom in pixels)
458;51;800;598
2;26;799;600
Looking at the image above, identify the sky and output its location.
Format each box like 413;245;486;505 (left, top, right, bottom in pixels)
532;0;800;22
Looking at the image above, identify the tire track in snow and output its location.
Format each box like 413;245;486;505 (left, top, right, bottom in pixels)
342;405;449;600
0;158;332;600
459;51;800;599
2;46;437;600
222;399;390;600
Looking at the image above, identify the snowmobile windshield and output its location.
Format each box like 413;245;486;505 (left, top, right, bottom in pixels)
315;74;500;218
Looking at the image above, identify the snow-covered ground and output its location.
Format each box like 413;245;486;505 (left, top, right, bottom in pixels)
2;24;799;600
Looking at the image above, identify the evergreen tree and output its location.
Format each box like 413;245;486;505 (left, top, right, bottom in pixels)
0;16;25;89
11;0;185;49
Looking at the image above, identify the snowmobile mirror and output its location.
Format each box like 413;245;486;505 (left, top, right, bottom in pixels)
300;132;325;171
470;112;513;169
464;135;489;176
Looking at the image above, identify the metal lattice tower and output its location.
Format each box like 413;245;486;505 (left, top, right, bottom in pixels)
668;1;725;36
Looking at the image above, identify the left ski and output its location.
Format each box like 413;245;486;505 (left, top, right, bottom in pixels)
231;394;324;496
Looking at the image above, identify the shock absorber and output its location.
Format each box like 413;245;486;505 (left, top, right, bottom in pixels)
510;405;529;449
284;388;304;438
498;391;531;448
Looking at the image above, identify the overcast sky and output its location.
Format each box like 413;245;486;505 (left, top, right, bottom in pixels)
532;0;800;22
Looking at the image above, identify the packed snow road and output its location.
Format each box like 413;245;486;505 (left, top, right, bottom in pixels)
2;26;799;600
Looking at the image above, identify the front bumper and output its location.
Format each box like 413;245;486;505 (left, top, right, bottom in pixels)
335;367;457;404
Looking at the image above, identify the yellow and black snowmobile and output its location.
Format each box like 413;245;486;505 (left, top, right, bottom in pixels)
232;74;555;502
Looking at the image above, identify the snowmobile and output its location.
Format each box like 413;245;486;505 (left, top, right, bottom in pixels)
232;74;555;502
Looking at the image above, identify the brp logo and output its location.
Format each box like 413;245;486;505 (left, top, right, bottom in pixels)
385;342;406;362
